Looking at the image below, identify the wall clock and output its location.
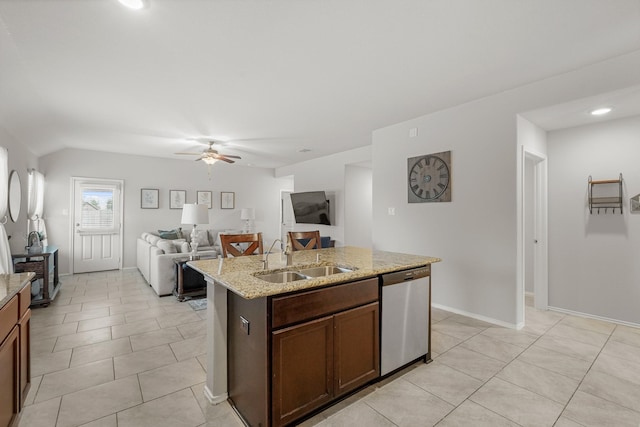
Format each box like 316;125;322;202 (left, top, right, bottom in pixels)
407;151;451;203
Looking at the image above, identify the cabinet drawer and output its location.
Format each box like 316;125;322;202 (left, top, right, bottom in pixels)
272;278;378;329
0;296;19;341
19;284;31;317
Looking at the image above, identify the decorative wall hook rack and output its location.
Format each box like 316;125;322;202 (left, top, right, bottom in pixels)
588;173;623;214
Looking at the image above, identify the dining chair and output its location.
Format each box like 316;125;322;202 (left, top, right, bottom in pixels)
220;232;264;257
288;230;322;251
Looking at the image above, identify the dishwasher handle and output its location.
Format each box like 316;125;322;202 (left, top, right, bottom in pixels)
381;266;430;286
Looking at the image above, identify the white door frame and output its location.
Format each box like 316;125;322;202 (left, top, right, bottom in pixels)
280;190;294;244
518;147;548;326
69;177;124;273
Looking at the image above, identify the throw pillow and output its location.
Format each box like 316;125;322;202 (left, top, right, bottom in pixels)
156;239;178;254
176;241;191;253
158;228;183;240
195;230;209;247
147;234;161;246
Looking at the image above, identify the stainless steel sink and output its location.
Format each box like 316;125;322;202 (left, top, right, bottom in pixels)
255;271;307;284
254;264;354;283
295;266;353;277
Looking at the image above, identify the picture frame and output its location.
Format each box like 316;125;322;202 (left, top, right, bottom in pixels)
169;190;187;209
221;191;235;209
197;191;213;209
141;188;159;209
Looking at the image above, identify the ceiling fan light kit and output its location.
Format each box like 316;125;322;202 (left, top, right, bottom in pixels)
201;157;218;165
175;140;241;165
174;140;242;179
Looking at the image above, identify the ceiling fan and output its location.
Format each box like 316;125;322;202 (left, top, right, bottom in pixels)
175;140;241;164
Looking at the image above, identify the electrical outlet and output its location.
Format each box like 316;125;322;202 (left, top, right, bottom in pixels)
240;316;250;335
409;128;418;138
388;207;395;216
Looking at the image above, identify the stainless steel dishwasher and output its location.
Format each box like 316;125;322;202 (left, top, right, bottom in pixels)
380;266;430;376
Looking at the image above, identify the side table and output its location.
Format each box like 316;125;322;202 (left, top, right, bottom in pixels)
173;255;215;301
12;245;60;307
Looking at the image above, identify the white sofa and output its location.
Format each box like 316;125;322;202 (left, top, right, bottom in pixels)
136;229;221;296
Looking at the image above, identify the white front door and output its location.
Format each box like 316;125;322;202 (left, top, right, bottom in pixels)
72;178;123;273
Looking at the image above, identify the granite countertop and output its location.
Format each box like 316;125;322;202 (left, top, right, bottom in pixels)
0;272;35;308
188;246;441;299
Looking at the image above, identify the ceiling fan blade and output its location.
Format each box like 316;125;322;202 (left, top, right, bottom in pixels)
217;157;235;164
220;154;241;159
195;158;202;161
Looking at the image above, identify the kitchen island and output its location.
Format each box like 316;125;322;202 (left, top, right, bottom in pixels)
189;246;440;426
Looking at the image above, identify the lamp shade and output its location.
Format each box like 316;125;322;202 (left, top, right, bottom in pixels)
181;203;209;225
240;208;255;220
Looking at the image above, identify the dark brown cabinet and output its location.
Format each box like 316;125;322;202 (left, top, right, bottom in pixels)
271;302;379;426
0;282;31;427
272;316;334;426
333;302;379;397
0;298;20;427
228;277;380;427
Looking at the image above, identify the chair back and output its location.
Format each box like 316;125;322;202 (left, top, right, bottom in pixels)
220;232;264;257
288;230;321;251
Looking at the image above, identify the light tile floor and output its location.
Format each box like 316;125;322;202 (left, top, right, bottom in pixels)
20;271;640;427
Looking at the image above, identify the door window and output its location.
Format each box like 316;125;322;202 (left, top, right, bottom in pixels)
80;188;116;230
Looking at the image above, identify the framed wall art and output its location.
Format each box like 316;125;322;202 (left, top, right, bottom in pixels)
408;150;452;203
221;191;235;209
197;190;213;209
169;190;187;209
141;188;159;209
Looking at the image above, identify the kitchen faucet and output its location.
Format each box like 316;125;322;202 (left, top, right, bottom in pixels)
263;237;293;270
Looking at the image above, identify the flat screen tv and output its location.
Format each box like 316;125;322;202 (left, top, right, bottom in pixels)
290;191;331;225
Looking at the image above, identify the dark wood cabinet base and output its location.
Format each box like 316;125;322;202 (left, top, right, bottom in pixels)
228;278;381;427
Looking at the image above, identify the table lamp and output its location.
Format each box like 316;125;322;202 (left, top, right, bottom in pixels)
240;208;255;233
181;203;209;260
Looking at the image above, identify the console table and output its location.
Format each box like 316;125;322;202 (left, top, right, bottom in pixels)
12;245;60;307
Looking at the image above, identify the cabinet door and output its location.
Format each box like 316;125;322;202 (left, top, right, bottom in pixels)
19;309;31;408
272;316;333;427
0;326;20;427
334;302;380;397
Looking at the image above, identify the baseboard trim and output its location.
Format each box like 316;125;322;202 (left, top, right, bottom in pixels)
203;385;228;405
432;303;519;330
548;306;640;329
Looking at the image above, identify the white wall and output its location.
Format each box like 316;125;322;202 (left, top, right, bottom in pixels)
344;164;372;248
548;115;640;324
0;126;39;254
39;148;293;274
276;146;371;245
372;50;640;326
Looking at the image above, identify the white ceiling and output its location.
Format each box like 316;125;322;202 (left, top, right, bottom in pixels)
1;0;640;168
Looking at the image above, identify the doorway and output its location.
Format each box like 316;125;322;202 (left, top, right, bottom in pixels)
520;149;548;324
280;190;294;244
71;177;123;273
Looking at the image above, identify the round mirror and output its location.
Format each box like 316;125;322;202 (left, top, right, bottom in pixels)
8;170;21;222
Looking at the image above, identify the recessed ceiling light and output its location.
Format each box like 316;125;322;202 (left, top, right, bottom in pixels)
118;0;146;10
590;107;613;116
299;148;312;153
